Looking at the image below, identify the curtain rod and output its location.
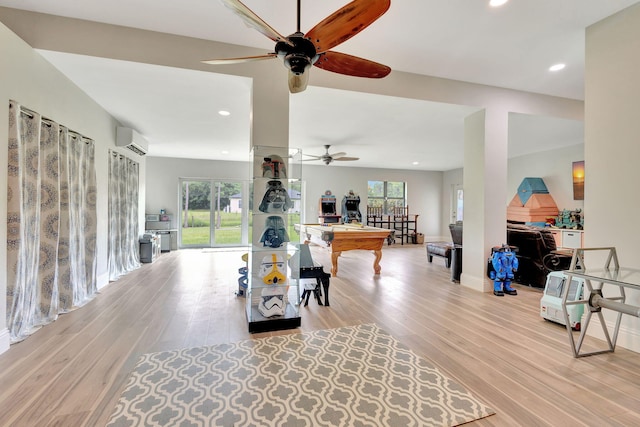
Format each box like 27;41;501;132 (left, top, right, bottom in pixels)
14;103;93;142
109;149;140;166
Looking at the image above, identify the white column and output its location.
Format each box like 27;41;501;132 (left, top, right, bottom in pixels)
250;76;290;150
461;108;509;292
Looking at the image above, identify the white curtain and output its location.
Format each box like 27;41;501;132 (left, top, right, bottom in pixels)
6;101;97;343
108;151;140;281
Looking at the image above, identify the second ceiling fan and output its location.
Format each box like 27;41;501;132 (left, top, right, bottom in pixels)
203;0;391;93
304;145;359;165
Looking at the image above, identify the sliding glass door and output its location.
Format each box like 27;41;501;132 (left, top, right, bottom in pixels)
180;179;249;247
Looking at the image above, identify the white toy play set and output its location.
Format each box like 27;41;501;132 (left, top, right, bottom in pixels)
540;271;585;331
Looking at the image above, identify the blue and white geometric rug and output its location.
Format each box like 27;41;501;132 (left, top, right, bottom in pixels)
107;324;495;426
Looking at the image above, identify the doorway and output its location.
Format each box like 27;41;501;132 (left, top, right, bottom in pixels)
179;179;249;247
452;184;463;223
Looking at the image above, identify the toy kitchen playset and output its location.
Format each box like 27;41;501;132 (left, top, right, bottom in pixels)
143;211;178;258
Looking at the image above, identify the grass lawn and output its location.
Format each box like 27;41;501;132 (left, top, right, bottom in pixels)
180;210;300;245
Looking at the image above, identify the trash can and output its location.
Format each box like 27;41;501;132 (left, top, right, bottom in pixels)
411;232;425;244
140;240;153;263
451;244;462;282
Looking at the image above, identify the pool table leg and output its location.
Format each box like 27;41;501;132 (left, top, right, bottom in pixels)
373;250;382;274
331;251;341;276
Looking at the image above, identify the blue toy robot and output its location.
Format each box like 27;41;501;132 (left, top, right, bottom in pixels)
490;245;518;296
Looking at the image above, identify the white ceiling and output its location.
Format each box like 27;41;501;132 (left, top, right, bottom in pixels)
1;0;636;170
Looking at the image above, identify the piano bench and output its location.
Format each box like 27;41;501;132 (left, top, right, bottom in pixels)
300;267;330;306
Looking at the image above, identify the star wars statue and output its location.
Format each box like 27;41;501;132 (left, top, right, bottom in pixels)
257;254;287;317
259;180;292;213
260;216;289;248
341;190;362;224
490;245;518;296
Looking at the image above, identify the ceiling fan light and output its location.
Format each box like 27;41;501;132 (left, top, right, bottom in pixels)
288;66;310;93
284;54;311;75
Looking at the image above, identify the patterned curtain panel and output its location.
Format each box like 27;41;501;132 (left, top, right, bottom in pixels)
60;128;98;309
108;151;140;281
6;101;98;343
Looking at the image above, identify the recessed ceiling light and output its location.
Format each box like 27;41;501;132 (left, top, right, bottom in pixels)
549;63;566;72
489;0;508;7
218;110;231;116
412;161;419;165
221;150;229;155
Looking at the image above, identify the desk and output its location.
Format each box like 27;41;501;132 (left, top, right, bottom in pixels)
563;247;640;357
295;224;392;276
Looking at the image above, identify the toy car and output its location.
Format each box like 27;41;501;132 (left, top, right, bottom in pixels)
540;271;585;331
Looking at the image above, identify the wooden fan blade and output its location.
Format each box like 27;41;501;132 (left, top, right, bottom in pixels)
305;0;390;53
202;53;277;65
220;0;294;46
314;51;391;78
328;152;347;158
333;156;359;161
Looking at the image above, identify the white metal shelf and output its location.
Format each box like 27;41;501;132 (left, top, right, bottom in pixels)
562;247;640;357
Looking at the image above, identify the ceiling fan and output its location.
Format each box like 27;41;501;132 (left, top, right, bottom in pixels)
203;0;391;93
304;145;359;165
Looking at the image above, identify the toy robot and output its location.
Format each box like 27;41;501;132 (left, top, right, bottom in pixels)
490;245;518;296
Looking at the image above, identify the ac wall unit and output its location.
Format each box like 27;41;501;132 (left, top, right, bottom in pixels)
116;126;149;156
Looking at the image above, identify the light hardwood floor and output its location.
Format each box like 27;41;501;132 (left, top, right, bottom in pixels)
1;244;640;426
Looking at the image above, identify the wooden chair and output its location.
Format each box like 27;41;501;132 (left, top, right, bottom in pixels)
367;206;383;217
392;205;409;218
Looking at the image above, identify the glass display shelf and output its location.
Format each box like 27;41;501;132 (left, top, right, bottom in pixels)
246;145;302;333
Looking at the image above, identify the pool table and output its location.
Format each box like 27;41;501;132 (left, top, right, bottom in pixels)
295;223;393;276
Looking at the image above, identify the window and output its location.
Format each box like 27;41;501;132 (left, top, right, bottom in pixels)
180;179;248;247
367;181;406;214
544;275;564;298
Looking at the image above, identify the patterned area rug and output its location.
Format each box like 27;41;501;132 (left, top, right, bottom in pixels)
107;324;494;426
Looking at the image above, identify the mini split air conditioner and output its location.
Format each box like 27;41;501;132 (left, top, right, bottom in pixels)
116;126;149;156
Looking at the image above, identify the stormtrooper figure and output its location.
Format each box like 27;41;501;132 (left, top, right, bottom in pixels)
490;245;518;296
257;254;287;317
258;253;286;285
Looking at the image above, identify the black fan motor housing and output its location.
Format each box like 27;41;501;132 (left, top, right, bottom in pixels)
276;33;318;74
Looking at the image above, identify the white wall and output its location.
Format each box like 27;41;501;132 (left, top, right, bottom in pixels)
302;164;442;239
585;2;640;352
145;157;250;225
442;143;584;236
508;144;584;212
146;157;444;241
152;144;586;248
0;21;143;353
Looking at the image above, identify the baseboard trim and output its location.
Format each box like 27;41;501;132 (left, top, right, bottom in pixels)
460;273;493;293
0;328;11;355
586;319;640;354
